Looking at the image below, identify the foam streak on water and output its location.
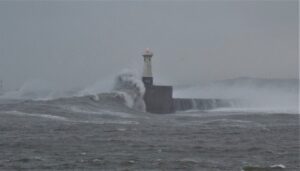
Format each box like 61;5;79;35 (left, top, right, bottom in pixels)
3;110;68;121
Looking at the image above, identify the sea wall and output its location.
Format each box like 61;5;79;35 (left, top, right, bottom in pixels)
173;98;232;111
144;85;174;114
144;86;233;113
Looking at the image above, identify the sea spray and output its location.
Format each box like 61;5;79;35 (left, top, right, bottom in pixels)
112;70;146;112
174;77;299;113
70;70;146;112
0;69;147;112
77;74;115;97
0;79;71;100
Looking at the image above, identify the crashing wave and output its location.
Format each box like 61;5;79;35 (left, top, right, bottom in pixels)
0;70;146;114
76;70;146;112
111;70;146;111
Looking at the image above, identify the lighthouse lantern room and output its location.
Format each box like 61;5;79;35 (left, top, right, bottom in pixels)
142;48;153;87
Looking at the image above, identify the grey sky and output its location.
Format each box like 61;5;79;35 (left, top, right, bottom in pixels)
0;0;298;90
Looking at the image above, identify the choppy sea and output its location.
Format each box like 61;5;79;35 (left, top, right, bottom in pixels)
0;72;299;170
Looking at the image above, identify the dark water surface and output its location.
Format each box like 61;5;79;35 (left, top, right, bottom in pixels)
0;104;299;171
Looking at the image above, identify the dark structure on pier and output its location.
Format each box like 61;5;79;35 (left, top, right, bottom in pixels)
141;49;231;114
142;49;174;114
144;85;174;114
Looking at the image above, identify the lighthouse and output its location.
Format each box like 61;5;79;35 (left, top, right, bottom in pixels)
141;48;174;114
142;48;153;87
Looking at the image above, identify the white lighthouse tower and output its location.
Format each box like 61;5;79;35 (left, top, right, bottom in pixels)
142;48;154;86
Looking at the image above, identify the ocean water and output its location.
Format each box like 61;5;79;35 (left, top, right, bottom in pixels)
0;72;299;170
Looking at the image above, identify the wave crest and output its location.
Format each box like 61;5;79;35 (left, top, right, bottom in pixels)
112;70;146;112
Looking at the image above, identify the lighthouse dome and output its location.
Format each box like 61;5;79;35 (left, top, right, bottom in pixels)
143;48;153;56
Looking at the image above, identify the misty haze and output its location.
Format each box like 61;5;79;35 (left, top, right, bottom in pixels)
0;1;299;171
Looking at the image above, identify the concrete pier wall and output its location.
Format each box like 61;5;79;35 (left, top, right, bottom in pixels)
173;98;232;111
144;85;174;114
143;86;233;113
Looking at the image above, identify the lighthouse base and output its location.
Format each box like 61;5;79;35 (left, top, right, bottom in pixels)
144;85;174;114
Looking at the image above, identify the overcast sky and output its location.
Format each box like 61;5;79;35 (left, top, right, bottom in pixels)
0;0;298;90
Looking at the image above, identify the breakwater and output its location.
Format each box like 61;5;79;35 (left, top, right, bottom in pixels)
173;98;232;111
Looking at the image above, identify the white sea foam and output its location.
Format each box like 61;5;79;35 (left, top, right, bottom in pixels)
2;110;139;125
270;164;286;168
209;107;299;114
75;120;139;125
66;105;134;118
74;69;146;112
3;110;68;121
112;69;146;111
